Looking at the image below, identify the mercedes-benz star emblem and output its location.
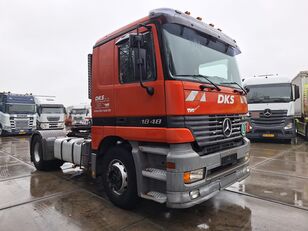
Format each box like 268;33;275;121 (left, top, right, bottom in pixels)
263;109;272;117
222;118;232;137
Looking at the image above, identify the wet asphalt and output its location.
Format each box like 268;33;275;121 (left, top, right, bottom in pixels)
0;136;308;231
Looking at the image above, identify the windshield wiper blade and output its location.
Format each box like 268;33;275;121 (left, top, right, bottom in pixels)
175;74;221;91
221;82;247;95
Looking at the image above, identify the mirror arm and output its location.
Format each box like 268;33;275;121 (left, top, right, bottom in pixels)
136;25;154;96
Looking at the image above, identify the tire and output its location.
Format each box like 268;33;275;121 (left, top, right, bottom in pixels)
30;135;63;171
305;126;308;141
99;146;139;209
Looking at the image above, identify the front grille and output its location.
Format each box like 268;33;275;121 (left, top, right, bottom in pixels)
15;119;29;129
185;115;245;155
250;110;287;126
74;117;83;121
47;117;60;122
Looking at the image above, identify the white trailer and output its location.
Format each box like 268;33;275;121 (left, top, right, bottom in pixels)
292;71;308;139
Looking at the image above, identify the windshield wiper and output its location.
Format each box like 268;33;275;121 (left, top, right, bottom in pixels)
221;82;247;95
174;74;221;91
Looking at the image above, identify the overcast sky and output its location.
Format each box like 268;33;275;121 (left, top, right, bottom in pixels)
1;0;308;106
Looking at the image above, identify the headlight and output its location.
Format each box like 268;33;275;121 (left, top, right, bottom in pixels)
40;123;48;129
183;168;205;184
284;122;293;130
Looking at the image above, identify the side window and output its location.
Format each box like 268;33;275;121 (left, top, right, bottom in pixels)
118;32;156;84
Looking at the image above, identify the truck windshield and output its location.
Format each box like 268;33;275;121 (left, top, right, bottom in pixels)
6;104;35;114
162;23;242;86
246;84;292;103
41;107;64;114
71;109;87;115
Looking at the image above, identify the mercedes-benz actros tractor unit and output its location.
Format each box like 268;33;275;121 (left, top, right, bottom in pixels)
243;76;299;144
30;8;250;209
0;92;36;135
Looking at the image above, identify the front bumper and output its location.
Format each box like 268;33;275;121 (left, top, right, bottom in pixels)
247;124;296;140
166;138;250;208
3;129;34;135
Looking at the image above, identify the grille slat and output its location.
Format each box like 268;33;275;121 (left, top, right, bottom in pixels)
250;110;287;126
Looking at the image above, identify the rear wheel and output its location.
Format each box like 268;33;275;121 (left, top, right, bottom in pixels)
31;135;63;171
0;124;3;136
99;146;138;209
305;125;308;141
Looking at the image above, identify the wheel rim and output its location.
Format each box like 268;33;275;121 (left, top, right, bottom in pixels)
34;142;40;163
107;159;128;195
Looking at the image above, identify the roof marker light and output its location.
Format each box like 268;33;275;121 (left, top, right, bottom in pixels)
217;28;222;32
196;17;202;21
185;11;191;15
209;23;214;27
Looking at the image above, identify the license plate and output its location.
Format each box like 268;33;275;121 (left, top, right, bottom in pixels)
262;133;275;138
19;131;26;134
222;154;237;166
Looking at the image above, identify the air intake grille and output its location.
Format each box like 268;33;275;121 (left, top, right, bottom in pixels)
250;110;287;126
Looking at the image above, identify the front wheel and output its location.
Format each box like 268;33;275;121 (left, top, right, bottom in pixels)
30;135;63;171
99;146;139;209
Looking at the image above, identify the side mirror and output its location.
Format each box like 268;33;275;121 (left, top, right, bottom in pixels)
294;85;300;100
130;32;154;96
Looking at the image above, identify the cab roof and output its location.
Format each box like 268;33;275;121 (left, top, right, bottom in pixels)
243;76;292;86
94;8;239;52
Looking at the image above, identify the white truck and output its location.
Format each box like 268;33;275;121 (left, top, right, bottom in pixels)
292;71;308;139
0;92;36;135
34;96;66;130
66;104;91;127
243;76;300;143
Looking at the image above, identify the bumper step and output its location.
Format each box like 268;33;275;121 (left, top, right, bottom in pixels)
142;168;167;181
141;191;167;203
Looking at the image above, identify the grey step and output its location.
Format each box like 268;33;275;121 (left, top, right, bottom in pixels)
141;191;167;204
142;168;167;181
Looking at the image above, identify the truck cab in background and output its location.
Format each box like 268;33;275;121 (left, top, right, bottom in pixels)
243;76;300;143
0;92;36;135
292;71;308;140
34;96;66;130
66;104;91;128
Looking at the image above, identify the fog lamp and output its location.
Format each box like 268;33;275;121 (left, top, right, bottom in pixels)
189;189;200;199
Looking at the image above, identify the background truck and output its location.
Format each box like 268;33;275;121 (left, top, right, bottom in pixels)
66;104;91;127
292;71;308;139
243;76;300;143
30;8;250;209
0;92;36;135
34;95;66;130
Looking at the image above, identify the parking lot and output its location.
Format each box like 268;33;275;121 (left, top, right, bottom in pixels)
0;136;308;231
